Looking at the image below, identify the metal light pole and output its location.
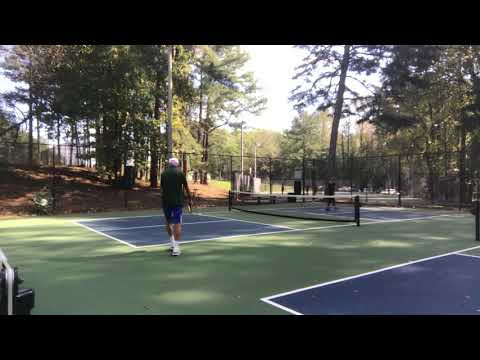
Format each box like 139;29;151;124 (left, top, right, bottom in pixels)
254;143;257;179
254;142;261;179
240;122;244;176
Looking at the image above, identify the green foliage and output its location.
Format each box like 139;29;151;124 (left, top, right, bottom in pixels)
280;111;332;160
364;45;478;156
32;187;54;214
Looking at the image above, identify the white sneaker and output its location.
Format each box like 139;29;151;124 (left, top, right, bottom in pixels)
171;246;181;256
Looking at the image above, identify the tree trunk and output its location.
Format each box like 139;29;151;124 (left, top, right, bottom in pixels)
69;123;74;166
150;75;161;188
73;121;81;166
197;69;203;143
37;113;41;164
425;153;435;201
95;116;102;169
56;117;61;165
340;131;345;172
28;95;33;167
471;131;480;173
84;119;91;167
327;45;351;178
359;123;364;154
459;123;467;205
166;45;173;158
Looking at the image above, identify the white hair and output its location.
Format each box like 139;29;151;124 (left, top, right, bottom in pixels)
168;157;179;167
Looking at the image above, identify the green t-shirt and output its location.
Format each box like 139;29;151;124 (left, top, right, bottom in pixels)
160;167;188;207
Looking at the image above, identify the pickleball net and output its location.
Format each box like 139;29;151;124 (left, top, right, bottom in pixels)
228;191;361;224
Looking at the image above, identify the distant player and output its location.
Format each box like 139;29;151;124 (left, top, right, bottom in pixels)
160;158;192;256
325;177;337;211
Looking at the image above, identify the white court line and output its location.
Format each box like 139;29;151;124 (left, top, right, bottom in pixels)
76;214;163;222
74;210;465;250
136;222;365;249
135;228;297;249
76;212;229;223
260;244;480;315
261;298;303;315
73;212;295;249
454;253;480;260
194;212;294;230
304;211;353;218
142;224;356;247
87;219;236;232
73;221;139;249
361;214;461;224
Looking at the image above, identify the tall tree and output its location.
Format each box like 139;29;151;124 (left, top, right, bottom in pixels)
195;46;267;161
290;45;385;177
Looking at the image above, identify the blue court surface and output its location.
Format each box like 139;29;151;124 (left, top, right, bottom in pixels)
241;203;451;222
262;253;480;315
75;214;291;248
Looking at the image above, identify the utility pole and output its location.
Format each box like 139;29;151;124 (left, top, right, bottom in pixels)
254;142;261;179
254;143;257;179
240;121;244;176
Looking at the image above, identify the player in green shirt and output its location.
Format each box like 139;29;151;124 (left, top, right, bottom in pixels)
160;158;192;256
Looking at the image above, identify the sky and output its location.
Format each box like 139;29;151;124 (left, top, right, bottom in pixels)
239;45;306;132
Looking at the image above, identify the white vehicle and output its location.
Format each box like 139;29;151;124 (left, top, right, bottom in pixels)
380;188;399;195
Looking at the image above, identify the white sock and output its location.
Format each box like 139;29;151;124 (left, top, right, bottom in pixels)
170;235;176;247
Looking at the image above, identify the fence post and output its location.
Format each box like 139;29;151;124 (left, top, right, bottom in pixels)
350;154;354;196
230;155;233;191
476;199;479;241
302;156;306;197
459;149;466;210
398;155;402;207
354;195;360;226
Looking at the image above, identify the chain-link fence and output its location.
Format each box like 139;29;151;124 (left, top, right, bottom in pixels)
0;142;91;167
2;142;479;207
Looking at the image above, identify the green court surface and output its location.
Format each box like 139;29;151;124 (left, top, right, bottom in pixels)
0;207;477;315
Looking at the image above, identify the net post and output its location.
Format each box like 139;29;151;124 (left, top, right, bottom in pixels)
354;195;360;226
228;191;232;211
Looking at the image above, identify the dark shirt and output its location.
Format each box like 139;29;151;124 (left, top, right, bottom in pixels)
325;182;336;196
160;167;188;208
